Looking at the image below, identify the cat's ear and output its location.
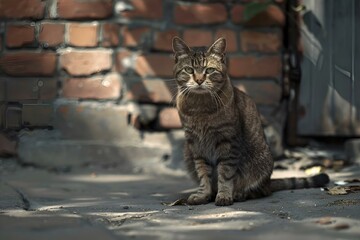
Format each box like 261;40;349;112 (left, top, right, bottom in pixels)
207;38;226;55
172;37;190;61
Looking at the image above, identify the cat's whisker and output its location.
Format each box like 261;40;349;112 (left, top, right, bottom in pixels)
209;91;220;112
162;78;177;82
216;87;230;103
213;91;225;109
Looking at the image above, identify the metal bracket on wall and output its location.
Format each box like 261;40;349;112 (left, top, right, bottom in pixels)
4;104;22;129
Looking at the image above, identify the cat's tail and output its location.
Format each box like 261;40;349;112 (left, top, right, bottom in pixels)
270;173;330;192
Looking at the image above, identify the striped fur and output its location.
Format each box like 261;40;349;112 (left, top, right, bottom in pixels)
172;37;329;206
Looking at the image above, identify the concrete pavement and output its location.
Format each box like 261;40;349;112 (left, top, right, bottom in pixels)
1;156;360;240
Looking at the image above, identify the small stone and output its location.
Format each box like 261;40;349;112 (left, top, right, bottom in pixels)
333;223;350;230
123;206;129;209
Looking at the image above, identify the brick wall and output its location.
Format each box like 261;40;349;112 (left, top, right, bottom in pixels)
0;0;285;131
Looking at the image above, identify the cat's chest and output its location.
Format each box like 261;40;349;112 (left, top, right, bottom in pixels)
184;121;234;164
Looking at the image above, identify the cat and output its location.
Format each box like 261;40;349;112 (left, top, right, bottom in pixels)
172;37;329;206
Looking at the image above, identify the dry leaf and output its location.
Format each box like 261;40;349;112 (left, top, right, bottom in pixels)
315;217;333;225
325;185;360;195
305;166;324;175
162;198;187;206
332;160;345;171
346;178;360;183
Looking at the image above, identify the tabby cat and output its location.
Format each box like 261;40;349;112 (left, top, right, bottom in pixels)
172;37;329;206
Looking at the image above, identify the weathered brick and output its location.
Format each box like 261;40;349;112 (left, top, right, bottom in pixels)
0;79;5;101
153;29;180;51
121;26;150;47
174;3;227;25
158;107;182;129
59;49;112;76
233;80;281;105
68;23;98;47
126;79;176;103
54;100;140;141
0;0;45;19
6;24;35;48
232;4;285;26
6;78;38;100
62;73;121;100
102;23;120;47
183;29;212;47
228;55;282;78
135;54;173;77
4;78;57;101
240;30;282;53
0;52;56;77
39;23;65;47
215;29;237;53
120;0;163;20
115;49;133;73
57;0;113;19
0;133;16;156
22;104;53;127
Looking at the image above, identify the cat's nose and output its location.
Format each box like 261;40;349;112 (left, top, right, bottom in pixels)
195;78;205;85
194;73;205;85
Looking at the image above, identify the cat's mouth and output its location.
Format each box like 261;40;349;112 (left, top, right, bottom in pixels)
190;85;209;93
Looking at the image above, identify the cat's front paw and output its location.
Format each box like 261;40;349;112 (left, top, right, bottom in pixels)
187;193;211;205
215;193;233;206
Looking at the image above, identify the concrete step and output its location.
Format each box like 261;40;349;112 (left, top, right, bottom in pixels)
17;129;185;174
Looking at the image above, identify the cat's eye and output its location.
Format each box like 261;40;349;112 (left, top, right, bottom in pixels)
205;68;216;74
184;67;194;74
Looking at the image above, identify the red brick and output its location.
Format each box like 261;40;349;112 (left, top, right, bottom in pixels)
5;78;57;101
115;49;132;73
153;29;180;51
0;52;56;77
6;24;35;48
228;55;282;78
0;0;45;19
183;30;212;47
62;73;121;100
158;107;182;129
102;23;120;47
232;4;285;26
126;79;176;103
120;0;163;20
60;49;112;76
68;23;98;47
231;4;245;24
121;27;150;47
57;0;113;20
174;3;227;25
39;23;65;47
215;29;237;53
240;31;282;53
135;54;173;77
233;80;281;105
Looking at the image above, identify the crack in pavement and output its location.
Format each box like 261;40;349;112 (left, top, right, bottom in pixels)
5;183;31;211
